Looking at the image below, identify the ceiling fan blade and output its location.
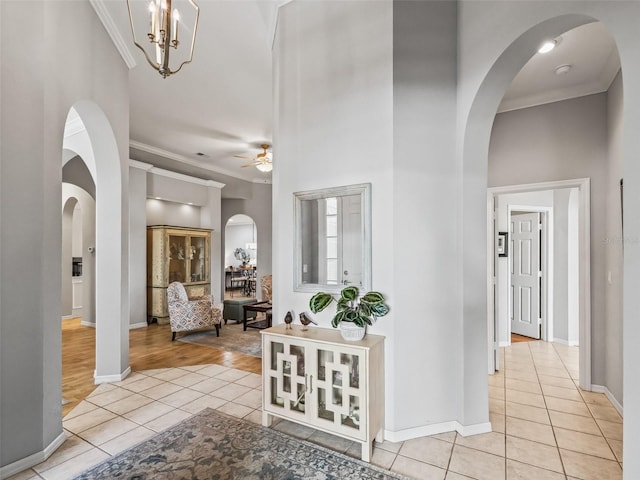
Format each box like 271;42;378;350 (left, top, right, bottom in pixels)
234;154;255;160
242;161;260;168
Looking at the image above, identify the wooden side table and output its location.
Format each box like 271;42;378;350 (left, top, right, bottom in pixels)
243;301;272;331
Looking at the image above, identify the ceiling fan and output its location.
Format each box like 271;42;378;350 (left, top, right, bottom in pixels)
234;144;273;172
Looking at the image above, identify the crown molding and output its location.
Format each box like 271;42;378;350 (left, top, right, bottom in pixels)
129;159;154;171
129;158;225;188
90;0;137;69
130;140;257;181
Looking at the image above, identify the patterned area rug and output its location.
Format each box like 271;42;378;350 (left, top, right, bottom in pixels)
177;322;262;357
71;409;409;480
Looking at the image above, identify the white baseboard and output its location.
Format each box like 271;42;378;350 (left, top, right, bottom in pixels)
129;321;148;330
80;320;96;328
591;384;623;417
456;421;493;437
385;420;492;443
94;366;131;384
0;431;66;480
551;337;579;347
61;315;74;321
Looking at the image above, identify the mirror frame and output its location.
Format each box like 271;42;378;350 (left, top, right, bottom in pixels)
293;183;372;294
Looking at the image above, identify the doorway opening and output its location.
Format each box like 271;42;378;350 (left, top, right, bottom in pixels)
488;179;590;389
224;214;258;299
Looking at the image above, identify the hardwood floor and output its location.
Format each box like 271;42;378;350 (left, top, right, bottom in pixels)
510;332;538;343
62;318;262;417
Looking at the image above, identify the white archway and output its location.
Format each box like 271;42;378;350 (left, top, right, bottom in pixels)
63;101;130;383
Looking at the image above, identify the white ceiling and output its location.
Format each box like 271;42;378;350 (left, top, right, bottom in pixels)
94;4;620;187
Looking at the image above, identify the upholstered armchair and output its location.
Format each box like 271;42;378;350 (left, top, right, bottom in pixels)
261;274;272;303
167;282;222;341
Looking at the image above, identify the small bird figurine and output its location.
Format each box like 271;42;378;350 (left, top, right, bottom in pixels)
299;312;318;331
284;311;293;330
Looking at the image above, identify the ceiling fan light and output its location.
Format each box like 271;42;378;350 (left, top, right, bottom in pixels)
256;163;273;173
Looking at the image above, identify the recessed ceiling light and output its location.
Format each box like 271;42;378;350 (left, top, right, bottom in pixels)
555;64;572;75
196;152;207;157
538;40;557;54
155;197;162;200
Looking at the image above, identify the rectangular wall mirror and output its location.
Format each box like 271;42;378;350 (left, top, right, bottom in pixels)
294;183;371;293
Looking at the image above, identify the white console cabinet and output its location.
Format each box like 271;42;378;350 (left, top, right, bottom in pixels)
261;324;385;461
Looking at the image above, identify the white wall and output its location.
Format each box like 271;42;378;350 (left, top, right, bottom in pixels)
273;0;478;438
0;0;129;473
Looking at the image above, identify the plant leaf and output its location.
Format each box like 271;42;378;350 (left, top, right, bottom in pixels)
331;310;347;328
361;291;384;304
358;314;373;326
309;292;333;313
341;286;359;301
370;302;390;317
343;310;358;322
337;297;350;312
359;302;372;316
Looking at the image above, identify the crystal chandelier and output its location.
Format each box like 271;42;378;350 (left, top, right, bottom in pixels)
127;0;200;78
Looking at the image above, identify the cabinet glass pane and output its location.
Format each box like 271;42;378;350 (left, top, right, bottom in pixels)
168;235;187;283
270;377;284;408
341;353;360;389
290;345;305;377
341;395;360;430
270;342;284;371
317;349;334;381
290;382;306;413
189;236;208;282
317;387;334;421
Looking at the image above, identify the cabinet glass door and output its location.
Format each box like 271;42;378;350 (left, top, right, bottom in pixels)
316;348;363;435
189;235;208;283
266;340;307;416
168;235;187;283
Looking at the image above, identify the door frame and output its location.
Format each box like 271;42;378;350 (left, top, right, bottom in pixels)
487;178;591;391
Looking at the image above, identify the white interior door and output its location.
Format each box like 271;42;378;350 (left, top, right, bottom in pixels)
511;212;541;339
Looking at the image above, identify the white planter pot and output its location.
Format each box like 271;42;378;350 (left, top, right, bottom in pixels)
339;322;366;341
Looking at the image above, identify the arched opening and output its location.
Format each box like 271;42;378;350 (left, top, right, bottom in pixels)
224;214;258;299
62;101;129;396
463;12;626;475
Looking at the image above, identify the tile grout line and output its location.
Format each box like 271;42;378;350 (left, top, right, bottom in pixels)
552;342;622;467
528;342;569;479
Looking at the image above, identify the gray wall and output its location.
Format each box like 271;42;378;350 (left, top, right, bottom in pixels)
0;0;129;470
606;71;624;403
489;92;614;395
222;183;273;302
129;167;148;327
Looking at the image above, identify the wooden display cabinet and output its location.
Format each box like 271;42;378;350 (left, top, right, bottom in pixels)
147;225;212;325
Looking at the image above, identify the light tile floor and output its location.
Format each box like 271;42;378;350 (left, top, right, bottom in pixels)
9;341;623;480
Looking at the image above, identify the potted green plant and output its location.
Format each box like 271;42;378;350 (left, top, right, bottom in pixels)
309;286;389;341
